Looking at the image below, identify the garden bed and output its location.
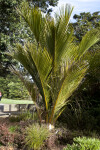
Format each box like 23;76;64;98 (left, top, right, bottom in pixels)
0;117;71;150
0;116;100;150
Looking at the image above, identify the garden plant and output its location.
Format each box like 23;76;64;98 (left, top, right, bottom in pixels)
9;2;100;126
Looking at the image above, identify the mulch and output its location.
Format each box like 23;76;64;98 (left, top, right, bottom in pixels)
0;146;15;150
0;117;18;128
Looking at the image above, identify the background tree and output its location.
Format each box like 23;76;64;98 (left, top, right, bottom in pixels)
28;0;58;13
0;0;58;76
0;74;29;99
9;2;99;125
0;0;58;99
0;0;21;76
73;11;100;41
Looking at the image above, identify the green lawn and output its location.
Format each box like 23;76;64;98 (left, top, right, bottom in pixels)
0;98;34;104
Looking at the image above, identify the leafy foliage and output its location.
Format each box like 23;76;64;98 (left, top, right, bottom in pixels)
0;74;29;99
28;0;59;14
64;137;100;150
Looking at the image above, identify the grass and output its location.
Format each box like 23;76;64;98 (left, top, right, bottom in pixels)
25;123;50;150
0;98;34;104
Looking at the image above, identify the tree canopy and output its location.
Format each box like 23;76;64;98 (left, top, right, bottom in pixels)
0;0;58;77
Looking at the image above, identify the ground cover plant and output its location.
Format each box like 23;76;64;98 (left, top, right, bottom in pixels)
63;136;100;150
0;118;26;149
9;2;100;126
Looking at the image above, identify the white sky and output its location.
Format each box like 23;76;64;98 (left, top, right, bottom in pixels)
51;0;100;22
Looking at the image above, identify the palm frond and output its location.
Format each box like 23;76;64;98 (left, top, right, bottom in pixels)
40;5;74;71
55;5;74;67
49;63;88;123
30;44;52;118
18;2;43;44
11;43;45;100
78;29;100;60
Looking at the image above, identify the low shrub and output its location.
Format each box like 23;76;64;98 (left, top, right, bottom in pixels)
19;111;33;121
9;111;33;122
25;123;50;150
14;133;26;149
75;137;100;150
0;122;27;149
63;136;100;150
0;124;14;146
63;143;80;150
9;116;21;122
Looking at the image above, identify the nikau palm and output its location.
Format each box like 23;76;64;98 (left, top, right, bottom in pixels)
10;2;99;125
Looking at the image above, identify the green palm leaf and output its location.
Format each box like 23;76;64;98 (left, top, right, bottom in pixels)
78;29;100;60
12;43;45;100
30;43;52;112
49;62;88;123
18;2;44;44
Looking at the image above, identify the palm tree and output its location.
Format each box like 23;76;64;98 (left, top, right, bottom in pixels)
9;2;99;125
